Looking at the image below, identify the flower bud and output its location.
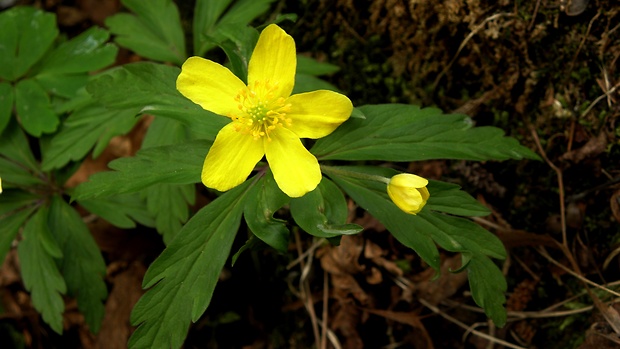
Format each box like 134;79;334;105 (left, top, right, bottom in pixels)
387;173;429;215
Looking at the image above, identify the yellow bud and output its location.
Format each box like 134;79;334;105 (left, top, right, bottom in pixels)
387;173;430;215
0;177;2;194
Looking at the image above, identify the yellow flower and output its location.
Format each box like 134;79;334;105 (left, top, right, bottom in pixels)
176;24;353;197
387;174;430;215
0;177;2;194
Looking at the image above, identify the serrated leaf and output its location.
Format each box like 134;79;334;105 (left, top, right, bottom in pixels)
213;24;258;82
293;74;340;94
48;196;107;333
193;0;274;56
34;74;89;99
106;0;185;65
14;79;59;136
0;82;13;134
71;140;209;201
0;7;58;81
78;194;155;229
17;207;67;334
35;26;117;75
145;184;194;244
0;120;38;171
296;55;340;75
290;178;362;238
41;101;139;171
467;255;508;326
244;171;290;253
326;166;507;322
312;104;540;162
86;62;228;140
0;190;39;216
140;117;194;243
129;180;253;349
0;205;37;266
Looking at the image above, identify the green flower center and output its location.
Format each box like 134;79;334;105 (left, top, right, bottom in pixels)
231;80;292;140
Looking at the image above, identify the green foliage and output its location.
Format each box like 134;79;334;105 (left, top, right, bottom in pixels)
17;207;66;334
290;178;363;238
0;7;58;81
48;196;107;333
324;165;507;326
78;194;155;229
129;180;254;349
243;171;290;253
41;101;140;171
85;62;229;140
0;6;117;136
312;104;541;162
106;0;186;65
193;0;276;57
72;140;209;200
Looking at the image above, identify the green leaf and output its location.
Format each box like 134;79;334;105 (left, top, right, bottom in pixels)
193;0;275;56
290;178;362;238
0;205;37;267
0;190;39;216
35;27;117;75
17;207;67;334
325;166;507;323
144;184;194;245
140;117;195;244
14;79;59;136
86;63;228;140
0;82;13;134
214;24;258;82
106;0;185;65
0;120;38;172
296;55;340;76
48;196;107;333
34;74;89;99
41;101;140;171
71;140;209;201
244;171;290;253
312;104;540;162
467;254;508;326
129;180;253;349
0;7;58;81
293;74;340;94
426;180;491;217
78;194;155;229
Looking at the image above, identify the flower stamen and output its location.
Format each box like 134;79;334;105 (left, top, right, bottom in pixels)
229;80;292;140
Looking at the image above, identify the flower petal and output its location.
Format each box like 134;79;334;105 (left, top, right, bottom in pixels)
202;123;265;192
248;24;296;99
391;173;428;188
177;56;246;117
285;90;353;139
265;128;321;197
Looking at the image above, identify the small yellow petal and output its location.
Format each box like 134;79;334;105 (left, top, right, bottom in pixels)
286;90;353;139
0;177;2;194
265;128;321;197
202;123;265;192
247;24;296;99
177;56;246;117
387;173;430;215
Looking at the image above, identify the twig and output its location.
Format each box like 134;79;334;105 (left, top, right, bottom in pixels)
293;230;321;346
537;246;620;298
529;126;568;248
418;299;527;349
432;13;514;89
568;11;602;71
321;269;328;349
580;81;620;118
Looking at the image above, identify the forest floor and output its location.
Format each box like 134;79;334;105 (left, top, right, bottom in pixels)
1;0;620;348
